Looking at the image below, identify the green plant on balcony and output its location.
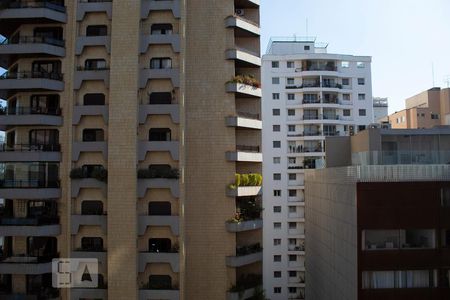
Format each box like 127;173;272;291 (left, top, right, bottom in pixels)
70;167;107;182
137;167;179;179
227;75;261;88
236;243;262;256
229;173;262;189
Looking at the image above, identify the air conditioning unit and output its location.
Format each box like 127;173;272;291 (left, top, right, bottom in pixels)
235;9;245;16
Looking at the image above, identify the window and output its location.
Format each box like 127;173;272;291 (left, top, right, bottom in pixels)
358;125;366;131
274;255;281;262
81;237;103;251
362;270;434;289
341;61;350;68
272;109;280;116
288;173;296;180
30;94;60;114
274;222;281;229
289;206;296;213
83;93;105;106
273;141;281;148
358;94;366;100
274;190;281;196
288;190;297;197
288;255;297;261
287;93;295;100
288;125;295;132
84;59;107;70
273;239;281;246
272;61;279;68
288;287;297;293
273;157;281;164
304;45;310;50
287;109;295;116
288;271;297;278
272;93;280;100
272;77;280;84
274;271;282;278
343;109;351;116
149;92;172;104
273;173;281;180
441;188;450;207
150;57;172;69
274;287;281;293
343;94;351;101
81;201;103;215
288;157;296;164
149;128;171;141
431;113;440;120
358;78;365;85
273;125;280;132
287;61;294;68
288;222;297;229
149;202;171;216
149;275;172;290
151;23;173;35
82;129;104;142
287;78;294;85
357;62;365;68
359;109;367;116
86;25;107;36
273;206;281;213
149;238;172;253
32;60;61;75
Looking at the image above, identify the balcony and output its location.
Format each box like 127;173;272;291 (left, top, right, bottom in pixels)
226;48;261;67
138;252;179;273
0;1;67;36
0;71;64;98
0;36;65;68
74;67;110;90
77;0;112;21
138;215;179;236
227;186;261;197
73;105;109;125
226;244;262;267
0;106;62;129
139;68;180;88
226;82;261;98
225;15;260;37
0;144;61;162
0;179;60;199
71;178;107;197
139;288;179;300
139;104;180;124
140;34;180;53
226;113;261;130
138;141;179;161
71;215;107;234
138;178;179;198
225;219;262;232
226;145;262;162
0;256;54;274
72;141;108;161
141;0;181;19
75;35;111;55
71;288;107;299
227;274;262;300
72;250;106;266
0;217;60;236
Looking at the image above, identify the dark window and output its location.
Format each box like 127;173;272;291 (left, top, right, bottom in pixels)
84;59;107;70
148;238;172;253
27;237;57;257
150;58;172;69
27;201;57;218
82;129;104;142
34;27;63;41
273;141;281;148
86;25;107;36
289;190;297;197
32;60;61;76
442;188;450;207
274;271;281;278
81;165;105;178
148;202;171;216
274;255;281;262
29;129;59;146
83;94;105;105
0;274;11;294
304;45;310;50
151;24;173;35
149;92;172;104
81;201;104;215
148;275;172;289
81;237;103;251
148;164;171;175
30;94;60;115
149;128;171;141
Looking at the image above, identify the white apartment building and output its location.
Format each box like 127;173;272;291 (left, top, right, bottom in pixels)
262;37;373;300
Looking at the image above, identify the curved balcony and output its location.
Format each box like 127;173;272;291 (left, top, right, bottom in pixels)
0;107;62;130
226;145;262;162
137;178;179;198
138;141;179;161
0;71;64;98
0;179;60;199
226;186;261;197
74;67;110;90
139;104;179;124
0;257;53;274
140;34;180;53
226;82;261;98
72;105;108;125
0;217;60;236
0;36;65;68
71;215;107;234
139;288;179;300
226;251;262;267
72;141;108;161
226;48;261;67
226;113;261;130
138;215;179;236
76;0;112;21
139;68;180;89
138;252;179;273
141;0;181;19
225;219;262;232
0;144;61;162
225;15;260;37
75;35;111;55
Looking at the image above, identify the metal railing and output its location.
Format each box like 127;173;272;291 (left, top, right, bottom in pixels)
236;145;260;153
0;179;60;188
0;71;63;80
0;216;59;225
0;106;61;115
0;143;61;152
77;66;110;71
1;36;65;47
237;111;260;120
0;1;66;12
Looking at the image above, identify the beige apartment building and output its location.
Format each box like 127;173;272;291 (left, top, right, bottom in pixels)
388;87;450;129
0;0;262;299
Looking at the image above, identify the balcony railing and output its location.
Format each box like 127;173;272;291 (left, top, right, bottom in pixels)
0;71;63;81
323;131;340;137
288;146;323;154
322;83;342;89
0;106;61;115
0;216;59;225
237;111;260;120
1;36;65;47
236;145;260;153
0;254;58;263
296;66;337;72
0;144;61;152
286;82;320;89
76;66;110;71
0;1;66;12
0;179;60;188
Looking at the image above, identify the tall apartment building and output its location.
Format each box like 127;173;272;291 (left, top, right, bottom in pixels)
305;127;450;300
0;0;262;299
388;87;450;129
261;37;373;300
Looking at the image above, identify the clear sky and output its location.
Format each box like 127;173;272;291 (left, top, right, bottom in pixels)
261;0;450;113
